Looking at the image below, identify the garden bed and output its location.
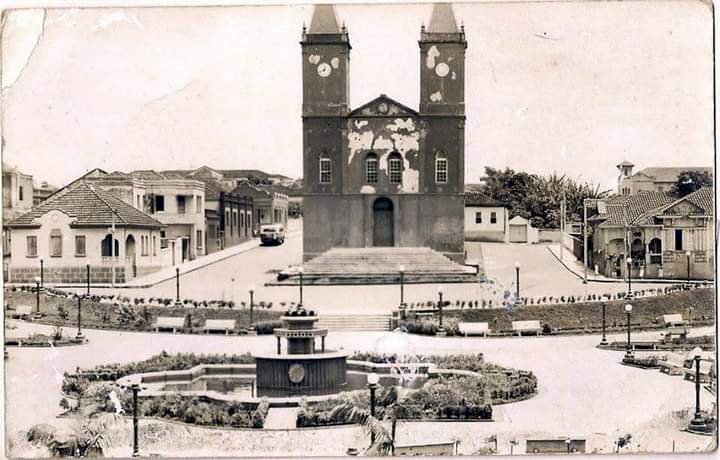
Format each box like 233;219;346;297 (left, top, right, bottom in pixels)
397;288;714;336
4;288;283;334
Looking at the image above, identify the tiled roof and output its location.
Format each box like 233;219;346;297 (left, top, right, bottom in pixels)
633;166;712;182
130;170;168;180
7;181;164;228
598;191;675;227
464;191;505;207
684;187;714;215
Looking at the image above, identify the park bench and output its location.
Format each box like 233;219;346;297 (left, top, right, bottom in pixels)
660;326;688;343
458;322;490;337
526;439;586;454
154;317;185;333
12;305;34;319
203;319;236;335
414;312;435;319
659;314;686;327
512;320;542;336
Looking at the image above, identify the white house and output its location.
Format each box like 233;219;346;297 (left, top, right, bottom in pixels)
464;192;509;242
6;181;166;283
508;215;540;244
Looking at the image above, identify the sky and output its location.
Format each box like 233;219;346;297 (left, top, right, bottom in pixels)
1;1;714;192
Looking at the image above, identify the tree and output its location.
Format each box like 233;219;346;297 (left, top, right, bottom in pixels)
671;170;713;197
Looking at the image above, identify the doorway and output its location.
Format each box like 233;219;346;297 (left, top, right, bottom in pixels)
373;197;394;247
125;235;136;278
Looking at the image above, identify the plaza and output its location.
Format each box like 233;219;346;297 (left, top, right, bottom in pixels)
4;319;715;456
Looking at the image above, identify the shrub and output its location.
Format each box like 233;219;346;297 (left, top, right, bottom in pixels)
255;320;282;335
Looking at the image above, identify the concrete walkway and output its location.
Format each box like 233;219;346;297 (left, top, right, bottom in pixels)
264;407;300;430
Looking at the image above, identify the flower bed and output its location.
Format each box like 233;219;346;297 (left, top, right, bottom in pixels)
4;289;283;333
139;395;268;428
399;288;714;335
62;351;255;397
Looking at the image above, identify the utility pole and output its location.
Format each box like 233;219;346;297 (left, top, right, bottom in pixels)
560;192;565;261
583;199;588;283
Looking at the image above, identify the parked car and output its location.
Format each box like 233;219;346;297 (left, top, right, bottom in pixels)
260;224;285;245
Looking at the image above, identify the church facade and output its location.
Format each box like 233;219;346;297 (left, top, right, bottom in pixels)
301;4;467;263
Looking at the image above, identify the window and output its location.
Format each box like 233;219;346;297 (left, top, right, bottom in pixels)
490;212;497;224
241;212;245;228
136;195;141;209
475;212;482;224
18;186;23;201
319;157;332;184
196;196;202;214
388;153;403;184
649;238;662;264
435;155;448;183
674;229;683;250
26;235;37;257
197;230;203;250
75;235;86;257
154;195;165;212
50;229;62;257
177;196;186;214
152;235;157;256
141;236;149;256
366;154;378;184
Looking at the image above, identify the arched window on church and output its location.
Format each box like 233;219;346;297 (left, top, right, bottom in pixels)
435;152;448;184
366;153;378;184
388;152;403;184
319;153;332;184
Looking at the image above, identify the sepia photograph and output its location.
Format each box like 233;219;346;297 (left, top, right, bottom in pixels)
0;0;716;457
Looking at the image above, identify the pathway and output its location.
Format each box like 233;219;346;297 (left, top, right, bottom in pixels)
263;407;300;430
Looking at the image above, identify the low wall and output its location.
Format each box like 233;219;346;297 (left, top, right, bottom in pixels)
538;229;561;242
465;230;506;243
8;265;126;284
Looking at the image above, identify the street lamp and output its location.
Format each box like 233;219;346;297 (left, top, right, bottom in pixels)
625;256;633;299
367;372;379;446
624;303;633;358
248;284;256;327
298;266;304;307
685;250;692;285
437;287;445;330
600;302;608;346
175;267;181;304
76;294;84;341
34;276;41;316
86;263;91;296
39;258;44;288
692;347;703;420
514;262;521;302
398;264;405;307
565;438;572;454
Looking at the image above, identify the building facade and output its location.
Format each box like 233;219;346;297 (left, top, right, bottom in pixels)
301;4;466;262
233;181;288;233
617;161;712;195
6;182;165;283
2;163;35;278
464;192;509;242
588;188;714;280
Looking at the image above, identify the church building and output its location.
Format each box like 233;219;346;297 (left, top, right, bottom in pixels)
301;3;467;263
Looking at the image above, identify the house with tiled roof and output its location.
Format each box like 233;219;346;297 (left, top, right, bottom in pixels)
617;161;712;195
233;180;289;233
464;191;510;242
587;188;714;280
5;181;167;284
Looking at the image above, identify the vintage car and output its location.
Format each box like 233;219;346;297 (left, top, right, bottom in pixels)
260;224;285;245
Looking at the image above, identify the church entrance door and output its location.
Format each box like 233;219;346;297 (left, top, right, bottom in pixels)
373;197;394;247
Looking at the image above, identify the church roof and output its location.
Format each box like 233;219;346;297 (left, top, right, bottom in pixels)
632;166;712;183
308;4;341;34
427;3;459;33
349;94;419;117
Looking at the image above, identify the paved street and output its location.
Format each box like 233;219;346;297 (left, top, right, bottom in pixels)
59;223;677;315
4;321;714;456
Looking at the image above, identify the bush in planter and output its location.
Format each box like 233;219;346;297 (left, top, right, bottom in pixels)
255;320;282;335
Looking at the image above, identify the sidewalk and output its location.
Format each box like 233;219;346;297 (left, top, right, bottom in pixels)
546;244;706;285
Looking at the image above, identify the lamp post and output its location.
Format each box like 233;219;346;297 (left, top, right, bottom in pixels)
600;302;608;346
624;303;633;359
298;266;304;307
514;262;520;302
75;295;84;341
131;383;141;457
175;268;180;305
34;276;41;316
367;372;379;446
39;258;44;288
86;263;91;296
399;264;405;307
437;287;445;328
565;439;572;454
685;250;692;285
625;256;633;299
692;347;703;419
249;285;255;326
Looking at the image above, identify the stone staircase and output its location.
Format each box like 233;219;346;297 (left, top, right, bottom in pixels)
273;247;478;285
316;314;392;332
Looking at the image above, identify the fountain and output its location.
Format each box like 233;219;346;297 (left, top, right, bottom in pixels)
254;306;349;397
